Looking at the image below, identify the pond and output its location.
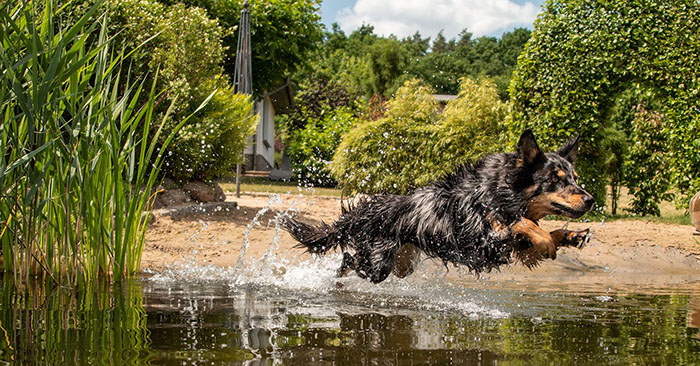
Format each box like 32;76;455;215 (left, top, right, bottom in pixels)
1;252;699;365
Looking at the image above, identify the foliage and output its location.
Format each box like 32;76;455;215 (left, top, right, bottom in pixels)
410;28;531;97
366;37;413;97
0;1;203;284
110;0;254;181
163;87;257;181
331;78;508;194
623;107;672;216
282;75;363;132
286;107;357;187
281;26;373;135
168;0;324;96
110;0;227;114
509;0;700;208
300;24;531;101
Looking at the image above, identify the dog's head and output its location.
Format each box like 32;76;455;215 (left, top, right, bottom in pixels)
515;130;594;220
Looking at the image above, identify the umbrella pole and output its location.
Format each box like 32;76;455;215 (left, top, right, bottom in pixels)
235;162;241;197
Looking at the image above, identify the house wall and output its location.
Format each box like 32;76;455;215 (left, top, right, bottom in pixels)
243;96;275;171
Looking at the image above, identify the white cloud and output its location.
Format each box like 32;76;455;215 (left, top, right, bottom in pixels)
337;0;541;39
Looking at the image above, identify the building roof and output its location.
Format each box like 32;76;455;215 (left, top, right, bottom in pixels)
432;94;458;102
264;76;294;114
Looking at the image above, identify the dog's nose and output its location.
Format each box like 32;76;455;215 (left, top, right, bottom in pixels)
582;195;595;209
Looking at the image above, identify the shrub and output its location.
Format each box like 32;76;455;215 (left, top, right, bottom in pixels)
282;77;361;132
286;107;357;186
110;0;254;181
163;86;257;181
331;78;508;194
508;0;700;207
623;106;672;216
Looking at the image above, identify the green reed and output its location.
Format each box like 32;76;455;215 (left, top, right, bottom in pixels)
0;0;209;286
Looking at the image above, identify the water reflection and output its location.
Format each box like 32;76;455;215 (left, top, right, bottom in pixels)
142;280;700;365
0;277;148;365
688;299;700;341
1;276;699;365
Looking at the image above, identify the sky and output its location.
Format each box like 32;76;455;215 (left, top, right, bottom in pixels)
320;0;547;40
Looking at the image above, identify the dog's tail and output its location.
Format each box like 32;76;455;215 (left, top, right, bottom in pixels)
281;217;344;255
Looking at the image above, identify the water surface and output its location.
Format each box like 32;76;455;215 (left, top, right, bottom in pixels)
1;254;699;365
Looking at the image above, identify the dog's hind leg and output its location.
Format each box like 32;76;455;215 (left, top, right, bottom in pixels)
392;244;420;279
337;252;357;278
354;239;401;284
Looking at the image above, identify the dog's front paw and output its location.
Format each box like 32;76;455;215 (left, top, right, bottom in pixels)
557;228;591;249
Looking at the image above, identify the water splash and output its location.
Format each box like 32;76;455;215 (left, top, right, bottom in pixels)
236;194;284;266
149;192;510;319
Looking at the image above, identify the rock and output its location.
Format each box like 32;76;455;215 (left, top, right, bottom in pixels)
161;177;179;190
182;181;226;203
142;211;157;225
159;201;239;220
152;188;191;209
269;169;293;181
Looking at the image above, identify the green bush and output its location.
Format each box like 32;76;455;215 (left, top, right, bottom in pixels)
286;107;357;186
508;0;700;207
110;0;254;181
623;106;672;216
164;86;257;181
331;78;508;194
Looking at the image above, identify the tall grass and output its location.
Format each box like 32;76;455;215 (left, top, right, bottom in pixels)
0;0;208;286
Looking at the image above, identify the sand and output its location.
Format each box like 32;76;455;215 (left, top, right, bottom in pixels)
142;192;700;292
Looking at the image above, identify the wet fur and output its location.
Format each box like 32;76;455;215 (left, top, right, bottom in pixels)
283;130;594;283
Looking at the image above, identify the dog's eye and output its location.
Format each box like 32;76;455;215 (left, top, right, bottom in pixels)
550;175;560;184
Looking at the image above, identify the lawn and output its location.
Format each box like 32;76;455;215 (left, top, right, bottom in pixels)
218;176;342;197
602;187;691;226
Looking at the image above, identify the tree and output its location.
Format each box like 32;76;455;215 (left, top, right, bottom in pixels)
111;0;255;181
509;0;700;207
344;24;379;57
366;37;412;96
431;30;452;53
402;31;431;57
163;0;324;96
498;28;531;69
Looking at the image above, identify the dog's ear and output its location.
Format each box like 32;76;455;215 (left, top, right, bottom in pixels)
558;134;580;163
517;130;543;166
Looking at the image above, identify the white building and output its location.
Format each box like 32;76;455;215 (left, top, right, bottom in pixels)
243;78;293;171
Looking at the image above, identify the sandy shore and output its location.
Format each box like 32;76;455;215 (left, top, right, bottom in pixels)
143;192;700;292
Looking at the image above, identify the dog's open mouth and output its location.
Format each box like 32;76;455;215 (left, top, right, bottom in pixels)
552;202;588;218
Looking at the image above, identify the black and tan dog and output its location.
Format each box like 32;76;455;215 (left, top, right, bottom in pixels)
283;130;594;283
